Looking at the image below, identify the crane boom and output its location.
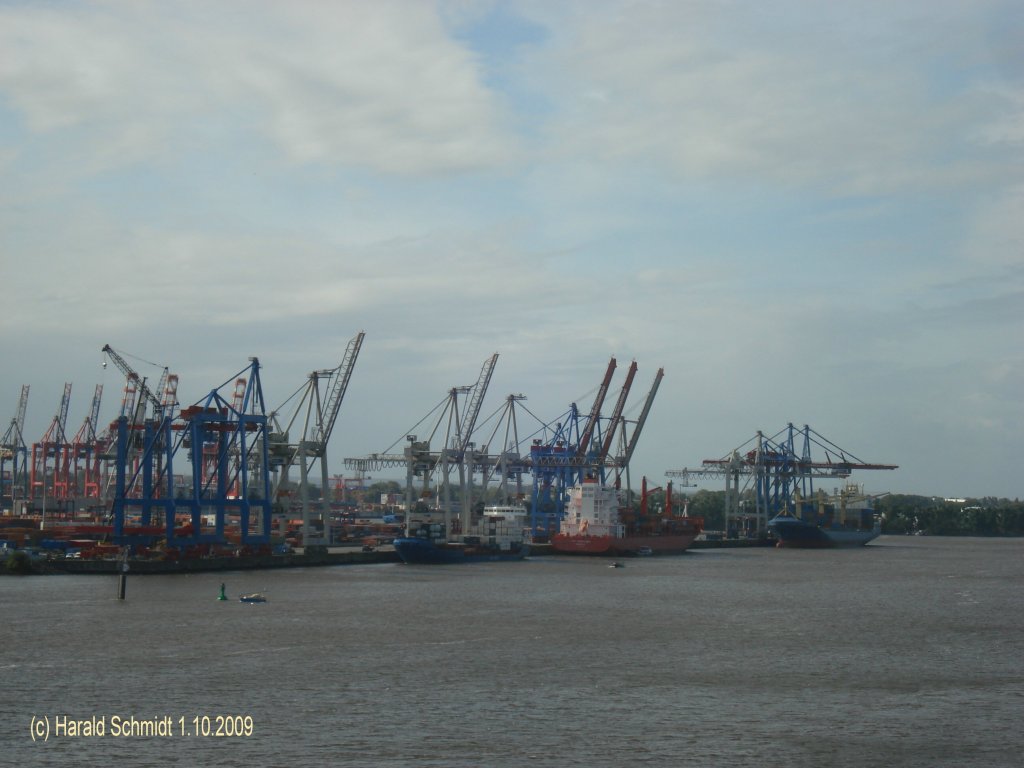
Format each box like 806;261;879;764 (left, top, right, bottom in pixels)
620;367;663;467
458;352;498;452
599;360;638;462
101;345;164;417
73;384;103;444
15;385;29;435
56;382;72;442
577;357;616;458
1;385;30;450
315;331;365;450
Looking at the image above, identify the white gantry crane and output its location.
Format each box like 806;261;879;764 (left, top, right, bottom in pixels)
269;331;365;547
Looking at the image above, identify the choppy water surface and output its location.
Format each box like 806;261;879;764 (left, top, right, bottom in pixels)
2;536;1022;767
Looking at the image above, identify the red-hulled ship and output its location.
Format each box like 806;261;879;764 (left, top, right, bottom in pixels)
550;477;702;556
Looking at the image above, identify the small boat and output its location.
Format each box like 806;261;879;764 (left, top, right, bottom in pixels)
609;561;624;568
239;592;267;603
635;546;653;557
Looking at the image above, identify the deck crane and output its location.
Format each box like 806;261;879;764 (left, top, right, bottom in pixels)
0;385;30;507
269;331;365;546
30;383;72;502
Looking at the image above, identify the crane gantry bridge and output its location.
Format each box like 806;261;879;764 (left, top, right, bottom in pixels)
666;423;898;537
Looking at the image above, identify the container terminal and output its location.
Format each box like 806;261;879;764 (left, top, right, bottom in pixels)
0;336;896;573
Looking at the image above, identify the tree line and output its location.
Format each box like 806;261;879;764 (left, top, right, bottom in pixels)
875;495;1024;536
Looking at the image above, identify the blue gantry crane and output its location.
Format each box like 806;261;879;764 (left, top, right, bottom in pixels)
667;423;898;537
109;357;272;549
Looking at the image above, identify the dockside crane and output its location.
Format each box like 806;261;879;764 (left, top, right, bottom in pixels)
30;383;72;504
453;353;498;529
576;357;616;466
598;360;639;472
472;393;531;503
616;366;663;469
342;353;499;537
0;385;30;508
68;384;104;499
109;356;273;548
101;345;170;424
398;352;498;534
100;345;177;502
525;357;628;538
269;331;365;545
667;423;897;537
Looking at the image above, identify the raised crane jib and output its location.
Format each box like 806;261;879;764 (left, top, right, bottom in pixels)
15;385;29;433
458;352;498;452
101;344;166;419
1;385;30;449
57;382;72;439
39;383;72;445
315;331;365;449
599;360;638;462
577;357;617;458
73;384;104;444
622;367;664;467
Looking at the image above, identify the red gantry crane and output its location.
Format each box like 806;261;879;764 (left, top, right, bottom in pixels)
31;383;72;506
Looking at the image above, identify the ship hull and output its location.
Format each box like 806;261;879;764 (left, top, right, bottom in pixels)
550;532;699;556
768;517;881;548
393;537;529;564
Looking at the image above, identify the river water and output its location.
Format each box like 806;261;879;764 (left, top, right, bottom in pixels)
2;536;1021;767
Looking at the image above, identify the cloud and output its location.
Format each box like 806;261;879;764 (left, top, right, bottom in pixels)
519;1;1017;195
0;0;517;175
1;1;1022;498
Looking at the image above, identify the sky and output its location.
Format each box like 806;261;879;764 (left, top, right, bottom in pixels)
1;0;1022;500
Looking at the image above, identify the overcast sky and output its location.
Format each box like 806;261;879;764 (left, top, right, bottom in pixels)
1;0;1021;500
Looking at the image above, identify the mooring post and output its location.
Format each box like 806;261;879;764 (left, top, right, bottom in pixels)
117;548;129;600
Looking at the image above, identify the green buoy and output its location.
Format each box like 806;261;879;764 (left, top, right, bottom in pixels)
218;582;227;601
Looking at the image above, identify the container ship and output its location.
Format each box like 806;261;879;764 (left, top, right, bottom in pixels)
768;483;884;548
550;477;703;556
393;504;530;564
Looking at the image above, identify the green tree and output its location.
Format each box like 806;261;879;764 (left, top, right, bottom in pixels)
686;490;725;530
